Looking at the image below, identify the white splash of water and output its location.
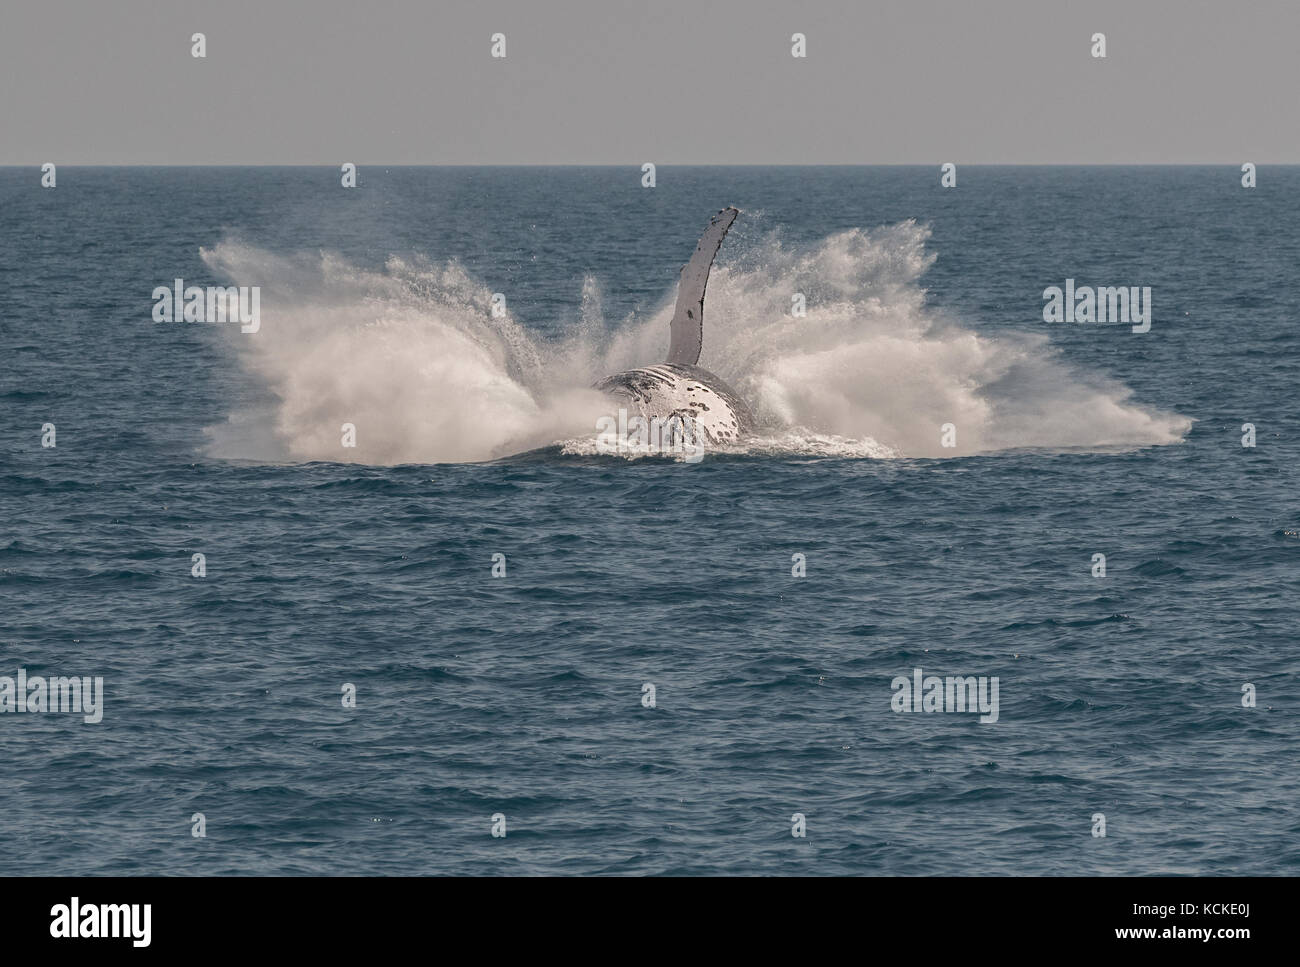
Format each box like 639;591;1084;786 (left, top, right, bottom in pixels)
200;220;1188;464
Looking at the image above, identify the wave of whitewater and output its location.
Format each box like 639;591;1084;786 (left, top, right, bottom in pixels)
200;221;1190;464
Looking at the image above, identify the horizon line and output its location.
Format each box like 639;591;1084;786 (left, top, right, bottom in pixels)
1;162;1294;168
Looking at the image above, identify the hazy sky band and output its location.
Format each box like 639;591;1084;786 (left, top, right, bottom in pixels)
3;0;1295;164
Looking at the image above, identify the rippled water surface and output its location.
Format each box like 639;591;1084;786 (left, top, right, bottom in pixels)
1;167;1297;874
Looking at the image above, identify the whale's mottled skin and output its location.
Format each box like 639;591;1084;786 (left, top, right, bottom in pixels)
596;208;753;444
595;362;753;445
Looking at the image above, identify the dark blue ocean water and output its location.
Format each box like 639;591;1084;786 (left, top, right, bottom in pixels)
1;167;1297;875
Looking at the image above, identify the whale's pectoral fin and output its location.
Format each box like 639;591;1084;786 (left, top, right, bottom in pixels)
666;206;739;367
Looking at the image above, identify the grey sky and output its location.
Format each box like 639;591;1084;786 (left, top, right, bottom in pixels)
2;0;1296;164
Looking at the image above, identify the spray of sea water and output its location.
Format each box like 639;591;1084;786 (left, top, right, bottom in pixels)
200;220;1189;464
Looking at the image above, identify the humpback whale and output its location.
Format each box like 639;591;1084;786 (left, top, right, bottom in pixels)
595;207;754;448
